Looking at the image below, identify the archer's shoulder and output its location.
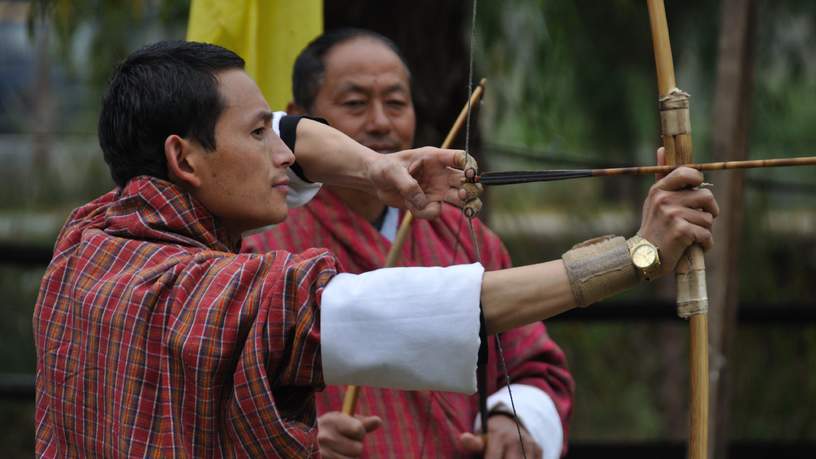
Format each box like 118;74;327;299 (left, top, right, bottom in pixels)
241;205;316;254
231;247;339;288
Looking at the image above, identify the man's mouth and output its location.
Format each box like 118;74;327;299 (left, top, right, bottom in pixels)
272;178;289;192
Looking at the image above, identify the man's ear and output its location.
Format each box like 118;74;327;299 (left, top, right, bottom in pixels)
164;134;203;188
286;101;306;115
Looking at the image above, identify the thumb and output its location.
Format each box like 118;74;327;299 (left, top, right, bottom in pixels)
402;180;429;214
458;432;485;453
385;162;428;213
356;415;383;433
655;146;668;180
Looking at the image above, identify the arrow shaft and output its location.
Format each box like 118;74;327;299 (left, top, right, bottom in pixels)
474;156;816;186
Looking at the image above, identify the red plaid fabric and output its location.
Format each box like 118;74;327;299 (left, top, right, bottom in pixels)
34;176;337;458
243;188;575;458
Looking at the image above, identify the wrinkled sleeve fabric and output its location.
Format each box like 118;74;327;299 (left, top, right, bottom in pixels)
195;248;338;455
321;263;485;393
34;234;340;457
171;248;338;397
156;247;340;456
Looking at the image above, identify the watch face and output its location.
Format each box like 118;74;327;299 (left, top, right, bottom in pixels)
632;244;657;268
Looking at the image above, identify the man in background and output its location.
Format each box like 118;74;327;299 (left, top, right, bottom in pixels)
243;29;574;458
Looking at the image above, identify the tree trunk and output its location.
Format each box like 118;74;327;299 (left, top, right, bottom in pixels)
32;8;53;199
707;1;756;457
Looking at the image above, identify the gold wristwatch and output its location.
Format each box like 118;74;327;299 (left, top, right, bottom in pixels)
627;235;661;281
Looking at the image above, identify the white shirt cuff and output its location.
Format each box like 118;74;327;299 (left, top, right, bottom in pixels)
321;263;485;393
285;168;321;208
473;384;563;459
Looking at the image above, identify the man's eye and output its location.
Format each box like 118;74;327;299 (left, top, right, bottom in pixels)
343;100;366;108
387;100;407;109
251;127;265;138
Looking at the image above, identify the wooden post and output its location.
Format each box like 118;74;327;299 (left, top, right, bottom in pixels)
707;1;756;458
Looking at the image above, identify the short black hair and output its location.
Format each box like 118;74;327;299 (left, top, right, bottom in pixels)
98;40;245;187
292;28;410;112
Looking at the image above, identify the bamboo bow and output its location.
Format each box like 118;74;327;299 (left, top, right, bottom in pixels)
647;2;709;458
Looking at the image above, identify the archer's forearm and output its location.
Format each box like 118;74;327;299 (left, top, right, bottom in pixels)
481;261;577;334
293;118;379;191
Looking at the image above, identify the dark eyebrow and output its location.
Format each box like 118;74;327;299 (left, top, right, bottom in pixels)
336;82;409;97
336;82;369;95
383;84;409;96
253;110;274;123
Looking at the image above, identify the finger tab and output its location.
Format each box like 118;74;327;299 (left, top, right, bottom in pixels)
463;199;483;218
463;153;479;175
462;182;483;200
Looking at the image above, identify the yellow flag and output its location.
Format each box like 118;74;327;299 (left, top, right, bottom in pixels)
187;0;323;111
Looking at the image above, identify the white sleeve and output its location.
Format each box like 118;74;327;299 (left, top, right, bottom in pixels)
271;111;322;208
473;384;564;459
320;263;485;393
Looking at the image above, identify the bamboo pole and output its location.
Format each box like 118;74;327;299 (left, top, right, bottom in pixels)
341;78;488;416
647;2;709;459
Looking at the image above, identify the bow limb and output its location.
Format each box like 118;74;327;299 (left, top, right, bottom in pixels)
341;79;488;416
647;2;709;458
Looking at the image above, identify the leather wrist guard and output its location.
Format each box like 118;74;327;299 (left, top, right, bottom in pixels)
562;235;640;308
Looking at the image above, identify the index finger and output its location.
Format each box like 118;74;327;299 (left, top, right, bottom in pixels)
439;149;474;171
414;148;466;169
655;166;704;191
336;416;367;441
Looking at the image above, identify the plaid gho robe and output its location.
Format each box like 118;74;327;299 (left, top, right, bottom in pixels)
34;176;337;457
243;188;575;458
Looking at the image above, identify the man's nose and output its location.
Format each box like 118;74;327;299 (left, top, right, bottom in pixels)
270;135;295;168
274;147;295;168
365;101;391;134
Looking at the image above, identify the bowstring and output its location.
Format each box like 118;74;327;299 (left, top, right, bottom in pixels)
463;1;528;458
